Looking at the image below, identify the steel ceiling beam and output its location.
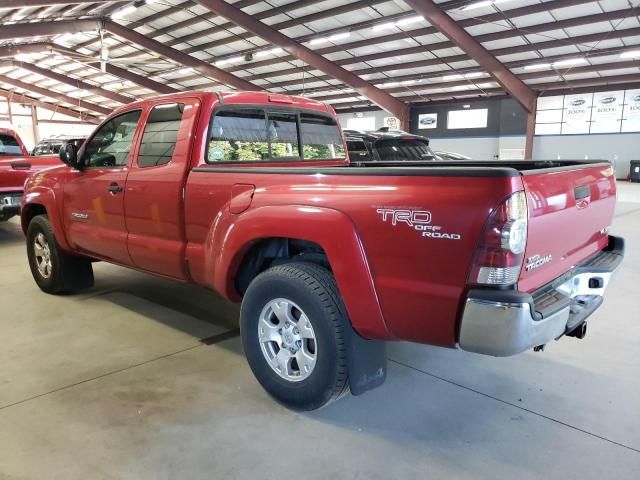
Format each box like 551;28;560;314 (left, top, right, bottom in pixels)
0;74;112;115
0;88;100;124
385;0;536;112
295;43;640;98
0;0;115;7
0;19;101;41
208;0;594;74
12;61;134;105
103;20;259;91
87;62;180;95
332;74;640;111
194;0;408;123
311;59;640;103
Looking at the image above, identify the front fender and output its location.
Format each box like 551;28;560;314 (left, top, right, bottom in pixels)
206;205;393;340
21;186;71;252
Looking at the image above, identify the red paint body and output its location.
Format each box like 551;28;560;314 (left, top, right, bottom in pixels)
0;128;62;194
20;92;617;348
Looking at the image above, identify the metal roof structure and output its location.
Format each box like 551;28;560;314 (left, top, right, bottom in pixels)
0;0;638;123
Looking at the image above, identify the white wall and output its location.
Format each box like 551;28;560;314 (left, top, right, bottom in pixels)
532;133;640;179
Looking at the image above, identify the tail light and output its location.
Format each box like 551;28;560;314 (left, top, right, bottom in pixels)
469;191;528;286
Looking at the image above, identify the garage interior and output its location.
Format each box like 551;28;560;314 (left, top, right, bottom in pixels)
1;0;640;478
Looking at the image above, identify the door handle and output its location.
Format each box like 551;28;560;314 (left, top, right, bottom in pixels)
107;182;123;194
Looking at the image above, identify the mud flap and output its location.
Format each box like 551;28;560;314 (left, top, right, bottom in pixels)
345;323;387;396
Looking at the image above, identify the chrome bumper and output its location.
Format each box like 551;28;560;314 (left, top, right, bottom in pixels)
459;236;624;357
0;193;21;220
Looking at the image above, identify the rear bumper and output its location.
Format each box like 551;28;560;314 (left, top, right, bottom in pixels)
0;193;21;220
458;235;624;357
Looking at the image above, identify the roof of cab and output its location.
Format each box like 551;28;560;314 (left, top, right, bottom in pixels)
110;90;332;117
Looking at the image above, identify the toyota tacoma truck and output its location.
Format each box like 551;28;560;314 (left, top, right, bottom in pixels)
1;128;63;222
20;91;623;410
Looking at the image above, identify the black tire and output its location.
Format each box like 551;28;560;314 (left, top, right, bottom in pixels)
26;214;94;294
240;262;350;410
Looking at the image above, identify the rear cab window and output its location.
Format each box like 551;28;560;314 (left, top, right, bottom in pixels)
206;107;344;163
0;134;24;156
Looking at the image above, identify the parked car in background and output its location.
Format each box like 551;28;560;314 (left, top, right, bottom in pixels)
31;135;87;156
344;127;438;162
20;91;623;410
1;128;62;222
344;127;470;163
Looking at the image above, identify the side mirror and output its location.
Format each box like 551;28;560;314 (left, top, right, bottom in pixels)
60;143;80;170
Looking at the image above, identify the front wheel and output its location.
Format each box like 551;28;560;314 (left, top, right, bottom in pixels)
240;262;350;410
26;214;94;294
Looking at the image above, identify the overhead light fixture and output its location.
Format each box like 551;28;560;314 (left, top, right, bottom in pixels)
215;56;243;67
524;63;551;70
401;79;416;85
372;22;396;32
552;57;587;67
328;32;351;42
255;47;284;58
111;5;138;19
442;72;482;81
310;32;350;45
396;15;424;26
620;50;640;59
462;0;510;11
372;15;424;32
179;67;195;74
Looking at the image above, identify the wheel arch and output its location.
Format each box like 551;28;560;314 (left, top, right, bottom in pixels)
21;188;71;251
208;205;392;340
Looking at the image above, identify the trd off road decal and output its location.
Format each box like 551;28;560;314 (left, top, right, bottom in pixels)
375;207;462;240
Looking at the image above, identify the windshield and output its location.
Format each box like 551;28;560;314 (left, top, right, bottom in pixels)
0;134;24;156
373;138;436;161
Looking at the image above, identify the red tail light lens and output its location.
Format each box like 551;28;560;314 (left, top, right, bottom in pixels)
469;191;528;286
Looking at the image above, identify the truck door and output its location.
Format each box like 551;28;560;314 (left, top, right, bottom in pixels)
124;99;200;279
62;109;142;264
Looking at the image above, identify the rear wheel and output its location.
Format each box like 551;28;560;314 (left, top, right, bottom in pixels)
240;262;349;410
27;215;94;294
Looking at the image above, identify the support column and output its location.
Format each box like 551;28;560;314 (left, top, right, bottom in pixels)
31;105;39;146
525;101;537;160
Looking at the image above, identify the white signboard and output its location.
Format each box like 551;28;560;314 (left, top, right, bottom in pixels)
590;91;623;133
562;93;592;134
384;116;400;129
622;89;640;133
447;109;488;129
418;113;438;129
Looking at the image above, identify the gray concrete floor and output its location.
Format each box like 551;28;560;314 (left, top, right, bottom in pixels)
1;187;639;479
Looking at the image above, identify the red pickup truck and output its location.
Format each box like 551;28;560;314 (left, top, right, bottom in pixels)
1;128;62;222
20;91;624;410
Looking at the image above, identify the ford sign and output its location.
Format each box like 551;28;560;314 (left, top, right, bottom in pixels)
634;94;640;103
600;96;617;104
570;99;586;107
420;117;436;125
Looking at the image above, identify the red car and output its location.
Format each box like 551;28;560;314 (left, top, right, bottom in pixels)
20;91;624;410
1;128;63;222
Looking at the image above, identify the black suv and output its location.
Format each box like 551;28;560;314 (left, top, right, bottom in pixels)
344;128;438;162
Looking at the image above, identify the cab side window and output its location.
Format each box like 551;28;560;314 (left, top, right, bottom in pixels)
138;103;186;168
83;110;142;168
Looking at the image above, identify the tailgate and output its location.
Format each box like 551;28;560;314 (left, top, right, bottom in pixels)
519;162;616;293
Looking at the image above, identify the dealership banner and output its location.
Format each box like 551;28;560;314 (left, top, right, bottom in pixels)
622;89;640;132
562;93;592;134
590;91;623;133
